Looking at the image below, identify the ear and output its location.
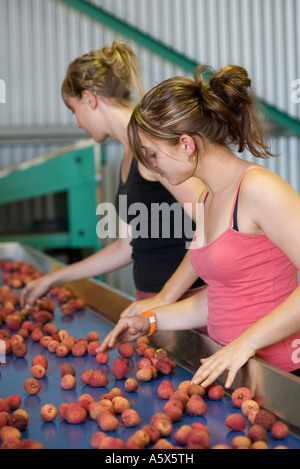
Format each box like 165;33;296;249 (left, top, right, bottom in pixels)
81;90;98;110
179;135;196;156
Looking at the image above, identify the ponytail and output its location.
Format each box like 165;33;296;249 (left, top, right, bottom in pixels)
129;65;276;168
62;40;145;106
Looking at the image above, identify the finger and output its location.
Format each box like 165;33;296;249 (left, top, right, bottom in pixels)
224;365;239;389
97;331;114;352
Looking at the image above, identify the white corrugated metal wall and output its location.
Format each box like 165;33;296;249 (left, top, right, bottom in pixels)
0;0;299;294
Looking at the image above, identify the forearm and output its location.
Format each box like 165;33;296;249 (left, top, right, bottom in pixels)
159;250;200;304
44;238;133;287
152;287;208;331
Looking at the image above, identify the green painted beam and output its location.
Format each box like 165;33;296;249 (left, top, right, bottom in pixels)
59;0;300;137
0;233;70;250
0;145;100;251
1;146;95;204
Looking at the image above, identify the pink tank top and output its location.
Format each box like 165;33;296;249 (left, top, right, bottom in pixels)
190;168;300;372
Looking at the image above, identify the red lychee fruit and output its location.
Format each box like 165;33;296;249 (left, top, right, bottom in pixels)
187;429;210;449
6;413;28;431
30;327;44;342
96;351;109;364
1;437;23;449
170;390;189;409
32;354;48;370
136;366;153;382
191;422;210;435
118;342;135;358
150;413;173;437
87;341;100;356
241;399;260;416
0;426;22;442
60;363;75;377
56;345;69;357
71;341;87;356
111;356;129;380
30;364;46;379
97;410;119;432
74;297;85;310
21;439;44;449
6;314;22;331
11;341;27;358
0;412;9;428
80;369;94;385
143;347;155;359
231;386;253;408
247;424;268;442
251;440;269;449
137;357;152;369
6;395;21;411
0;399;10;413
65;403;87;424
186;394;207;416
90;431;108;449
163;400;183;422
89;400;113;420
152;438;174;449
155;359;172;375
248;409;259;425
58;403;69;419
142;425;160;444
174;425;193;445
61;374;76;390
271;421;289;440
231;435;252;449
157;380;176;399
24;378;40;395
131;429;151;448
125;377;138;392
39;335;53;349
225;413;246;431
207;384;224;400
254;409;277;431
88;370;109;387
135;342;148;356
40;404;57;422
187;383;206;397
86;330;99;342
112;396;131;414
77;393;95;412
121;408;141;428
13;409;29;423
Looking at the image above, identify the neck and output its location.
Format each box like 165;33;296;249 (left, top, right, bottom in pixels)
99;98;133;154
194;143;247;194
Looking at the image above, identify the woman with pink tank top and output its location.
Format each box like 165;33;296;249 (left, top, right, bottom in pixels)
98;64;300;390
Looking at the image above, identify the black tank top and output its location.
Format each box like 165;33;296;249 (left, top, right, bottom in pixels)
115;158;205;292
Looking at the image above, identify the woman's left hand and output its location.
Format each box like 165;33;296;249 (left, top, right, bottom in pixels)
191;337;256;389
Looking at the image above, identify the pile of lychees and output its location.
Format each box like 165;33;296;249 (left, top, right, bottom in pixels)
0;260;293;449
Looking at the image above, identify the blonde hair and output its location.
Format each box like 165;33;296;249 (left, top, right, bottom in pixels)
61;40;145;106
129;65;275;167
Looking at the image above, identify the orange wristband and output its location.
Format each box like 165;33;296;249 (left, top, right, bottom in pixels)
139;311;156;336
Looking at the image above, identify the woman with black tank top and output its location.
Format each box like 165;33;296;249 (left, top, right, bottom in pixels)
20;41;205;311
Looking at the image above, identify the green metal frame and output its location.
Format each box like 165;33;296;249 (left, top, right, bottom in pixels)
0;145;100;252
59;0;300;137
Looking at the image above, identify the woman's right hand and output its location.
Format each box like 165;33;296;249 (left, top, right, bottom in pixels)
20;274;53;308
97;314;151;352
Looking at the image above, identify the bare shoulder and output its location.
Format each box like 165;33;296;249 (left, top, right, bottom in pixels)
241;165;298;204
241;165;300;231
